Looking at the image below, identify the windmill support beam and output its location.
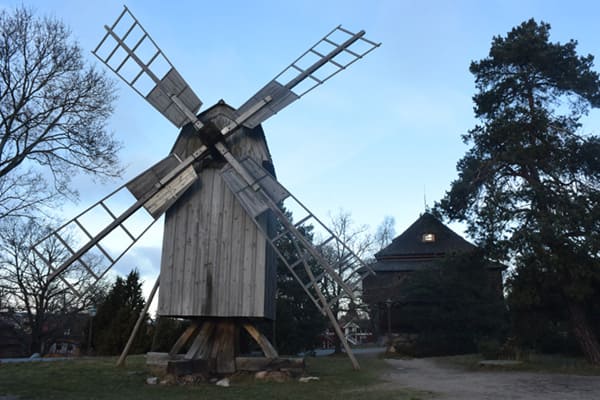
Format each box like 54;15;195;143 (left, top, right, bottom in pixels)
243;324;278;359
116;276;160;367
168;322;199;357
164;319;280;375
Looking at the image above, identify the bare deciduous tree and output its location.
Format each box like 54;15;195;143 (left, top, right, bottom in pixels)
374;215;395;251
0;6;121;218
0;218;108;354
319;209;375;353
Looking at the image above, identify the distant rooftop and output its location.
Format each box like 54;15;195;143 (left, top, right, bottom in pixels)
371;213;504;272
376;213;475;259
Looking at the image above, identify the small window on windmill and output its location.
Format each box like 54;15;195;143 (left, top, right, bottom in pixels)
422;233;435;243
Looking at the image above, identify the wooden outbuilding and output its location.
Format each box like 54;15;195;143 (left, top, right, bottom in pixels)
362;212;505;338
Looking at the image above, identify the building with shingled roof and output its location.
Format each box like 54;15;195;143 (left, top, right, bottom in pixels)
362;212;505;339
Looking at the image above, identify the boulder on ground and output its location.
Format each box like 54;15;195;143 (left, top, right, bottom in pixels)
254;370;290;383
216;378;230;387
299;376;320;383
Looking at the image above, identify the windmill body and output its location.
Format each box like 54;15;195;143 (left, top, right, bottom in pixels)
159;102;276;319
33;5;380;372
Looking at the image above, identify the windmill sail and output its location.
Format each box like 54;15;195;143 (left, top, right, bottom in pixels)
33;148;210;297
126;155;198;218
93;6;203;129
220;157;375;312
236;25;380;129
32;181;158;298
221;156;374;369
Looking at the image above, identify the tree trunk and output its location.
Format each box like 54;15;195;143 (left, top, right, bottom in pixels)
28;310;45;355
333;333;342;354
30;324;43;355
567;300;600;365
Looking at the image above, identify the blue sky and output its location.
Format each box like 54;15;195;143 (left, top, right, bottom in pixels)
4;0;600;299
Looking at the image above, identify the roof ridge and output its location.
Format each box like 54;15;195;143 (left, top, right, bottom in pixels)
375;213;475;259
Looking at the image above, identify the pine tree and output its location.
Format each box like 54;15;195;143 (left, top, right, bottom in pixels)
438;19;600;363
92;270;150;355
401;251;507;356
274;211;327;355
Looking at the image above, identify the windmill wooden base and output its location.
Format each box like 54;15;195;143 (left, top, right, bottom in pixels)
148;318;297;375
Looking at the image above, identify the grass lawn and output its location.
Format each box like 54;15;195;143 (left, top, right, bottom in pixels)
432;353;600;376
0;354;423;400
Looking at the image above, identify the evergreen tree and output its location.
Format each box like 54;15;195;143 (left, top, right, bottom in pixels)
400;251;507;356
92;270;151;355
437;19;600;363
274;211;327;355
150;317;190;353
506;255;584;354
276;265;327;355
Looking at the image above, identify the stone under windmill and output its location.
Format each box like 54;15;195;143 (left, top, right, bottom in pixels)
33;6;379;373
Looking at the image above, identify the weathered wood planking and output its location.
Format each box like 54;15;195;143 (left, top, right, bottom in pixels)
169;322;199;357
185;321;215;359
126;155;180;200
243;323;278;358
144;165;197;218
158;103;277;319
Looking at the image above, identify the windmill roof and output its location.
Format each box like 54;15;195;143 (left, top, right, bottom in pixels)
169;100;275;174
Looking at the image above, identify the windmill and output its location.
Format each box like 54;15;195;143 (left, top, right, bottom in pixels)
32;6;380;373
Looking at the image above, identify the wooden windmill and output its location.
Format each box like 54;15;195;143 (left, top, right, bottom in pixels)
33;6;379;372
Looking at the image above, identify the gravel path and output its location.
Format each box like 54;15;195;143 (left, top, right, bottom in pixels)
382;358;600;400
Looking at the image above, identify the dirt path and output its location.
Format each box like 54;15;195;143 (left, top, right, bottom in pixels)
381;358;600;400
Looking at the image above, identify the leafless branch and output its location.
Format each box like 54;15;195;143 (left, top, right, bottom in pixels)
0;6;121;219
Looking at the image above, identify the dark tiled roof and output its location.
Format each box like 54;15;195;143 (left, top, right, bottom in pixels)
370;213;506;272
375;212;476;260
